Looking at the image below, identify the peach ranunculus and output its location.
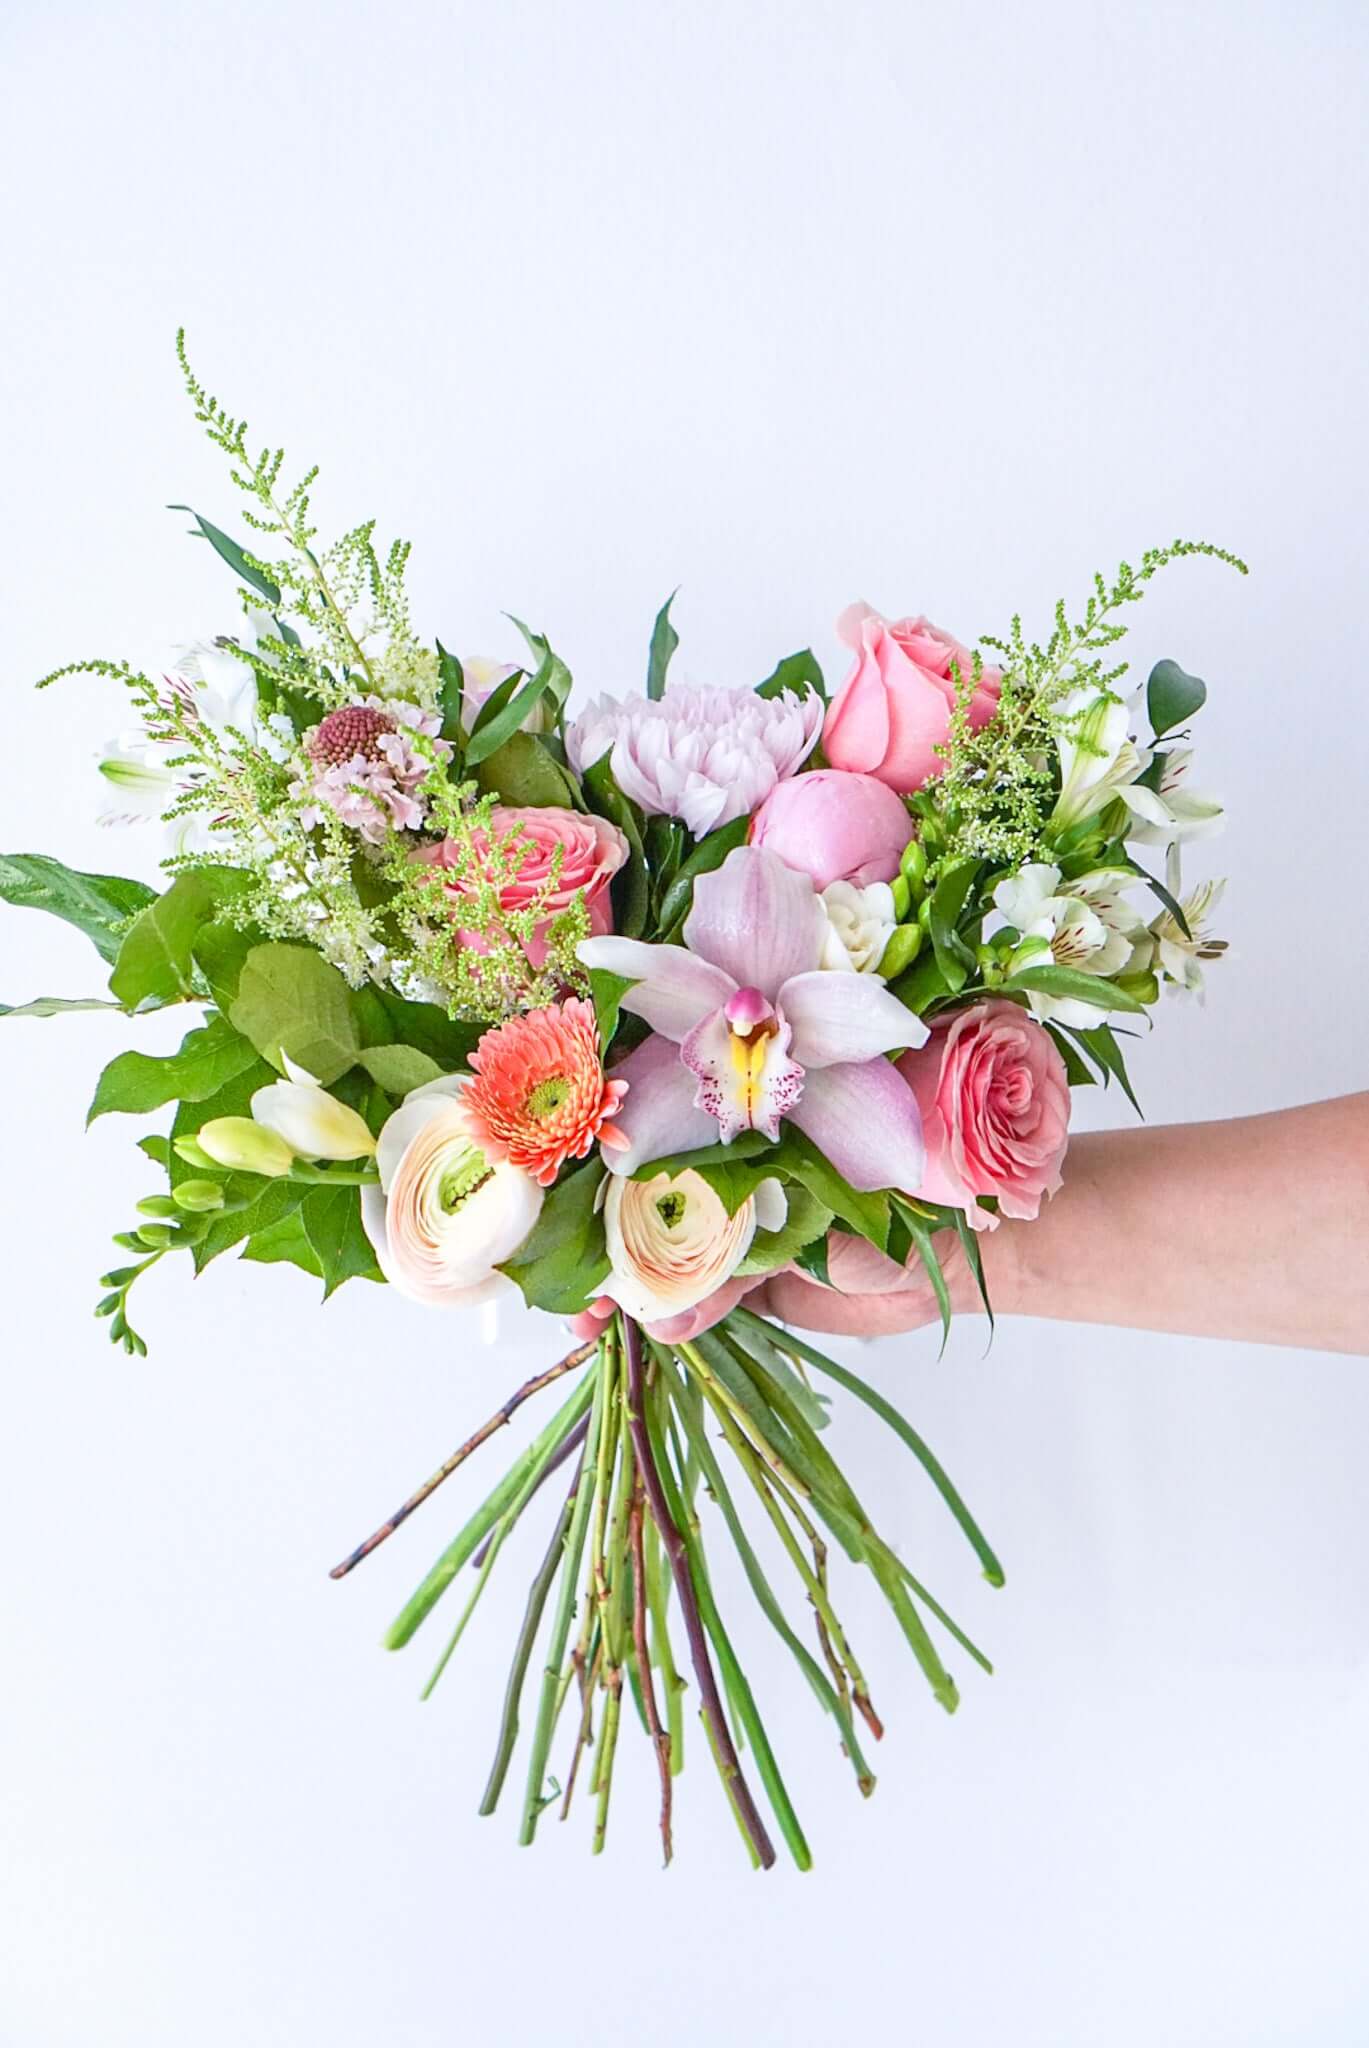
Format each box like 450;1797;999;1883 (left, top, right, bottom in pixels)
823;605;1002;795
423;805;628;969
601;1168;786;1325
360;1076;543;1307
895;998;1070;1228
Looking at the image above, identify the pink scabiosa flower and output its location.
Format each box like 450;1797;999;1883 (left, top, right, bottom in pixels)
566;682;822;836
580;845;928;1193
462;998;629;1188
295;697;450;845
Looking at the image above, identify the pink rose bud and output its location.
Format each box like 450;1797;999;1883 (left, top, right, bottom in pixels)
749;768;914;889
823;604;1003;795
895;999;1070;1227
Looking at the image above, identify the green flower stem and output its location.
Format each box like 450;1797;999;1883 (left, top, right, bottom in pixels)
419;1521;505;1699
285;1163;380;1186
642;1514;685;1775
478;1448;588;1817
730;1305;1005;1587
591;1681;622;1856
629;1476;674;1863
518;1353;607;1846
621;1316;778;1872
383;1373;595;1651
654;1346;875;1800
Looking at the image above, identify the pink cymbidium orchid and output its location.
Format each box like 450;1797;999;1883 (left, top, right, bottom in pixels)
579;846;928;1193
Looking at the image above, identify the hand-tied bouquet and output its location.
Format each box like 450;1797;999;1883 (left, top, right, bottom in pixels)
4;338;1241;1869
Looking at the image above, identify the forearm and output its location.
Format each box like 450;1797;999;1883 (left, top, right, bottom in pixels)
988;1095;1369;1354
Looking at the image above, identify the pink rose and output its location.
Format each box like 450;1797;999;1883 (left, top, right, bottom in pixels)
423;805;629;968
749;768;914;889
896;998;1070;1227
823;604;1002;794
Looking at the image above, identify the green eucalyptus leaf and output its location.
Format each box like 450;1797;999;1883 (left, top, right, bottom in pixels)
756;649;826;703
356;1044;445;1096
1147;657;1207;737
229;942;361;1083
87;1012;259;1124
0;853;156;965
497;1158;609;1314
646;592;679;701
168;505;282;606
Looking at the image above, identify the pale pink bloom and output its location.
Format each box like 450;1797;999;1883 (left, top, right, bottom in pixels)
896;998;1070;1228
296;698;450;845
580;845;927;1192
823;605;1001;794
420;806;627;969
749;767;913;889
566;682;822;836
360;1076;542;1307
600;1168;785;1324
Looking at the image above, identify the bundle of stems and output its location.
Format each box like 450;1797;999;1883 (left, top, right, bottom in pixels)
332;1306;1004;1869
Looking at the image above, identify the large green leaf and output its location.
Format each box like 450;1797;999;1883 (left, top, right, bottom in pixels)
646;592;679;701
0;853;156;965
351;986;482;1069
999;963;1145;1014
756;649;826;703
1147;657;1206;737
229;942;361;1083
301;1184;384;1296
465;618;570;766
88;1011;259;1124
168;504;281;606
736;1186;833;1276
109;868;251;1010
927;859;980;993
241;1207;323;1278
474;732;580;809
190;919;267;1010
193;1178;305;1271
770;1127;890;1253
631;1130;774;1182
0;995;123;1020
355;1044;444;1096
497;1158;609;1314
582;755;649;939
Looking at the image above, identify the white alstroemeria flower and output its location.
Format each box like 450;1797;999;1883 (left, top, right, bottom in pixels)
1149;850;1228;998
250;1056;377;1161
1124;748;1224;846
601;1169;786;1324
818;880;897;976
1050;687;1172;835
994;862;1146;1025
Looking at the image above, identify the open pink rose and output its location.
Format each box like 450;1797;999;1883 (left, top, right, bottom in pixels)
896;998;1069;1227
423;805;628;968
823;605;1002;794
749;768;913;889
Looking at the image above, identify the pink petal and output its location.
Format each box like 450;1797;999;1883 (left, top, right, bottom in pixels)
684;846;826;998
680;1007;804;1145
779;970;928;1069
788;1058;925;1193
578;936;735;1042
602;1032;718;1175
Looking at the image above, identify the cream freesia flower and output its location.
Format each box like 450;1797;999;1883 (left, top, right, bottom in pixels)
601;1168;785;1324
360;1076;542;1307
196;1116;295;1177
251;1056;377;1161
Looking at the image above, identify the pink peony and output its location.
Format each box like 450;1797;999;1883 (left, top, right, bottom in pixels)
896;998;1070;1227
423;805;628;969
823;605;1002;795
749;768;913;889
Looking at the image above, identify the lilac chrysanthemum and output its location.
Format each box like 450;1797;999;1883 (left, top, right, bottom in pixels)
566;681;823;835
294;697;451;845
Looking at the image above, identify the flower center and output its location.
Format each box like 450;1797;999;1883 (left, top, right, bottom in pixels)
525;1073;571;1121
655;1192;687;1229
307;704;396;767
439;1154;494;1213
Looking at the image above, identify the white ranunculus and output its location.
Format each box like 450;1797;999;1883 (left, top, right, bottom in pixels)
250;1056;377;1161
818;880;897;976
601;1170;785;1324
994;862;1146;1025
360;1076;543;1307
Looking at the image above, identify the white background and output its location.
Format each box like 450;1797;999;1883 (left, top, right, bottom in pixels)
2;2;1367;2042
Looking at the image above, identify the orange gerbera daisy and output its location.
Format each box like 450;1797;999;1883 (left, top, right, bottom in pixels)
463;998;629;1187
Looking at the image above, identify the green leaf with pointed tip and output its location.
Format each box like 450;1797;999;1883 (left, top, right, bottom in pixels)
497;1158;608;1314
241;1207;323;1278
193;1178;305;1272
653;814;750;935
168;504;281;606
301;1184;383;1296
351;986;482;1069
1147;657;1207;737
737;1186;833;1277
0;995;123;1019
229;942;360;1083
109;868;252;1010
88;1012;259;1123
632;1129;775;1182
999;963;1145;1014
646;592;679;700
436;640;465;743
355;1044;444;1096
474;732;580;809
582;755;649;938
0;854;156;965
589;968;633;1051
771;1127;890;1253
756;649;826;702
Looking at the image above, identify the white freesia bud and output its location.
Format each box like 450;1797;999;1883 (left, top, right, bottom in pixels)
196;1116;296;1178
818;880;897;975
359;1076;543;1307
601;1170;785;1324
250;1055;377;1161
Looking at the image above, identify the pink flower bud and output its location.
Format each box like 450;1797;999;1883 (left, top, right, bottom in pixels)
749;768;914;889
